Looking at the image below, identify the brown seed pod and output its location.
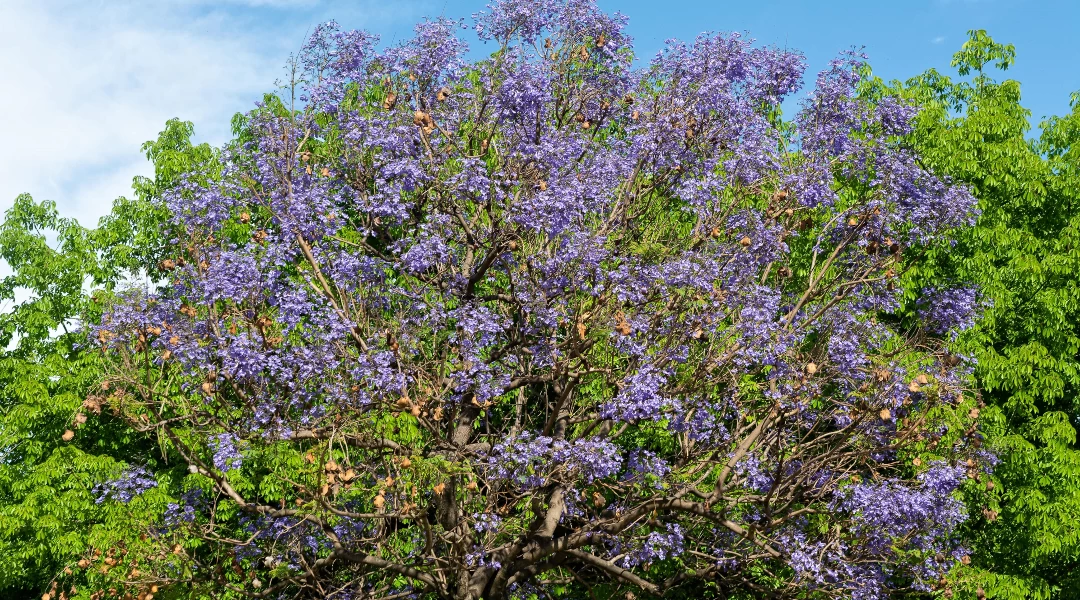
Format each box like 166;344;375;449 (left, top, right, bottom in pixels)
631;110;639;120
62;430;75;442
596;33;606;48
916;374;929;385
383;92;397;110
879;408;892;421
908;381;921;393
373;494;386;509
739;236;752;247
805;363;818;375
436;86;451;102
433;482;446;495
913;457;922;466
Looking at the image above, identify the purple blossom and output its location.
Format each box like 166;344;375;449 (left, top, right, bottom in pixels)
94;466;158;504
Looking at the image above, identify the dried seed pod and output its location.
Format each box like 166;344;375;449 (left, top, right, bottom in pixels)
596;33;606;47
912;457;922;466
399;457;412;468
62;430;75;442
739;236;752;247
436;86;451;102
908;381;921;393
382;92;397;110
805;363;818;375
879;408;892;420
433;482;446;495
373;494;385;509
325;460;340;473
916;374;929;385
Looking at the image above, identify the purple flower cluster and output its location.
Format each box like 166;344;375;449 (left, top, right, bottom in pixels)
918;285;983;337
483;433;623;489
93;466;157;505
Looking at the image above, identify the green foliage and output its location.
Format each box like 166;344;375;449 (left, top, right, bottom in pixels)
870;30;1080;599
0;119;217;597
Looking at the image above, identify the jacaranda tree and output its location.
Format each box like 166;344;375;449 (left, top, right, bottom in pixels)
77;1;988;598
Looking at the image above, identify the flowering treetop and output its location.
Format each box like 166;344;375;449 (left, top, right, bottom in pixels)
83;1;985;598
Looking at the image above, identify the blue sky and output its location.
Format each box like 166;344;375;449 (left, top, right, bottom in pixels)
1;0;1077;229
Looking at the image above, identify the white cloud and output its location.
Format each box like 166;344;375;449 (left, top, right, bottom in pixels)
933;36;946;44
0;0;430;231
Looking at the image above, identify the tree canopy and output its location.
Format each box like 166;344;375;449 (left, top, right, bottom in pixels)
7;4;1080;600
73;1;986;598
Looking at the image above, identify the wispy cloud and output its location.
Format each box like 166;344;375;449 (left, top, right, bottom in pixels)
932;36;946;44
0;0;428;230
